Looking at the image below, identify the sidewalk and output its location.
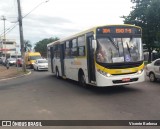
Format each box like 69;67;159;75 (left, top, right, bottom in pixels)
0;65;25;79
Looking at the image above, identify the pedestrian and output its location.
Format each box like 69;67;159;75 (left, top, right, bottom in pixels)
6;59;10;69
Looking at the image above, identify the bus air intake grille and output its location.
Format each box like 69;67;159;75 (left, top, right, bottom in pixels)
112;72;137;75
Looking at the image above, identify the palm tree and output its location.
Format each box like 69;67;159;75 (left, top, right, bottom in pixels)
24;40;32;52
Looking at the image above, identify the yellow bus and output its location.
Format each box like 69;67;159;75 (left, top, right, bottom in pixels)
47;24;145;87
25;52;41;68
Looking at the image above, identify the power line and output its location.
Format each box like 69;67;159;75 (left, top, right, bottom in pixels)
0;23;18;36
23;0;49;19
4;23;18;35
0;0;50;36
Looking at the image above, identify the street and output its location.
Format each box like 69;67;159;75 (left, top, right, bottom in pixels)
0;70;160;129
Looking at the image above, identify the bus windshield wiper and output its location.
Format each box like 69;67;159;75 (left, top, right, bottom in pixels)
108;37;118;50
126;42;132;57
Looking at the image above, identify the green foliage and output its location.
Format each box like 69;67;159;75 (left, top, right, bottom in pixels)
122;0;160;62
144;61;149;65
24;40;32;52
34;37;59;57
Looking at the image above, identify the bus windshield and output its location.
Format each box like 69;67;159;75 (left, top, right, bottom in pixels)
96;37;143;63
30;56;41;60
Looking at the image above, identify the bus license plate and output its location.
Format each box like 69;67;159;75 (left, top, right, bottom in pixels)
122;78;130;82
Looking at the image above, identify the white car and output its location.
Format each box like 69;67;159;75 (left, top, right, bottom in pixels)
7;58;16;65
33;59;48;71
146;58;160;82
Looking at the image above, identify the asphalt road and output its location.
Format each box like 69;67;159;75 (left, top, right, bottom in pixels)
0;70;160;129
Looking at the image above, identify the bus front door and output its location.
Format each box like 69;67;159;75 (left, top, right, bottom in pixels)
87;35;96;83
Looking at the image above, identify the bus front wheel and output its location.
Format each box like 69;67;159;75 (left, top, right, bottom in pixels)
79;72;86;87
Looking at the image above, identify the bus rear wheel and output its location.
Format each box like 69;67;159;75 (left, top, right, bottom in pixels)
79;72;86;87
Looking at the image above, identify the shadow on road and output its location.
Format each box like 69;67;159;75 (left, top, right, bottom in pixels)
85;85;142;95
48;75;142;95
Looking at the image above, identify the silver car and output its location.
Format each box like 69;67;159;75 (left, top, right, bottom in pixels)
7;58;16;65
146;58;160;82
33;59;48;71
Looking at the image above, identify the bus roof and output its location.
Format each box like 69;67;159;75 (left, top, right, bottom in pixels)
47;24;141;47
47;40;60;47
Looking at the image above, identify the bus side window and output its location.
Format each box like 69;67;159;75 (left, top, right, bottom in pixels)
56;45;60;59
52;46;55;59
71;38;78;57
78;35;85;56
54;45;59;59
78;46;85;56
65;41;71;58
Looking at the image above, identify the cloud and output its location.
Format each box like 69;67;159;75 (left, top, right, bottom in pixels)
24;14;72;25
22;14;81;43
0;0;133;48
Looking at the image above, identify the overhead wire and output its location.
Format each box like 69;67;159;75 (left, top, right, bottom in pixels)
0;0;18;37
0;0;50;37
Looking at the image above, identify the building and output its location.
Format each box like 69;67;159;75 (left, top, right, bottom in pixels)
0;39;16;58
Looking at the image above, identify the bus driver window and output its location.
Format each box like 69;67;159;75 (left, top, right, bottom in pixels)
97;45;106;63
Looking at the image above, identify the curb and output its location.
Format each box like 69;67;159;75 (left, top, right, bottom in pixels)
0;70;32;81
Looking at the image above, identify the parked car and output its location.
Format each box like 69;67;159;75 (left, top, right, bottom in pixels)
33;59;48;71
7;58;16;66
146;58;160;82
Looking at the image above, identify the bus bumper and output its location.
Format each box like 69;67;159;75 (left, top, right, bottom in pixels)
96;70;145;87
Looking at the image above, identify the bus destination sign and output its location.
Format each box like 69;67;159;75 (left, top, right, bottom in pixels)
103;28;132;34
97;26;141;35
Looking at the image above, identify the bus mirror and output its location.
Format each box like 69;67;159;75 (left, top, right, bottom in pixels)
92;40;97;50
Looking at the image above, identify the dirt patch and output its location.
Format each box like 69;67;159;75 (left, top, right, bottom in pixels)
0;65;24;79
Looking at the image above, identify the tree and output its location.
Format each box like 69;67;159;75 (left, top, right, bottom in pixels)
34;37;59;57
24;40;32;52
122;0;160;62
146;0;160;53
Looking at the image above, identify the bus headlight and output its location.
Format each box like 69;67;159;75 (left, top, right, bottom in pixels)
97;69;112;77
137;69;143;74
106;73;112;77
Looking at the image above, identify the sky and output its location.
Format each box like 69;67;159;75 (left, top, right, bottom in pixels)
0;0;133;49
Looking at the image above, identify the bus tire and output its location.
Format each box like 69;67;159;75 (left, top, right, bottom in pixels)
56;68;60;79
79;71;86;87
149;72;157;82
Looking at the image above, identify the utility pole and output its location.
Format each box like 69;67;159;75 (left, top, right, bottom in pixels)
17;0;26;72
1;16;6;58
